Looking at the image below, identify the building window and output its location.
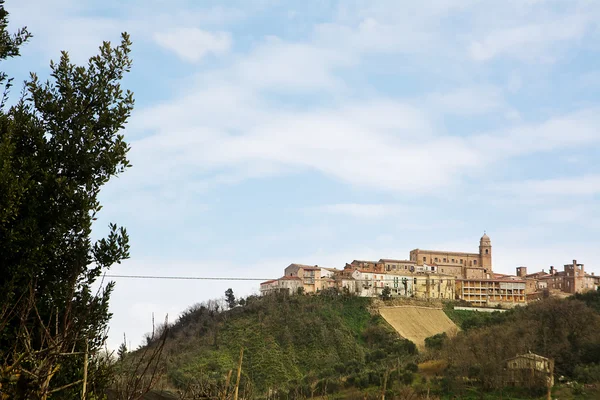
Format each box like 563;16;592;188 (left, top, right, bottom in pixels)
423;256;426;262
435;257;438;262
474;260;477;265
485;249;489;254
451;259;455;263
460;259;463;264
443;258;446;262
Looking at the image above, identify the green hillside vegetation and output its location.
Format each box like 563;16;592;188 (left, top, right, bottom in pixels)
443;303;511;331
431;292;600;398
147;291;419;398
126;291;600;399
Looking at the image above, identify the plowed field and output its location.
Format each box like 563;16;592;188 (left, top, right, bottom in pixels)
379;306;458;348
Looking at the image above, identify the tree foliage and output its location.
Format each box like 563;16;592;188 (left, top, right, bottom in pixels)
439;297;600;392
225;288;236;309
381;286;392;300
160;294;418;398
0;3;134;398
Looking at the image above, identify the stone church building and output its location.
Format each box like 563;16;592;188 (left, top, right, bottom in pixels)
409;233;493;279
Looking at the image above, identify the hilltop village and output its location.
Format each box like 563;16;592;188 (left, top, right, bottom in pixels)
260;234;600;307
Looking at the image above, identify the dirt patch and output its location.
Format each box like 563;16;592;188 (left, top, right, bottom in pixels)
379;306;458;348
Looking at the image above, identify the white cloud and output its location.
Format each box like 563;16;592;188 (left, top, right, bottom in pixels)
126;95;480;194
312;204;412;219
503;175;600;197
154;27;231;62
425;85;506;116
532;207;589;224
469;14;590;62
472;108;600;163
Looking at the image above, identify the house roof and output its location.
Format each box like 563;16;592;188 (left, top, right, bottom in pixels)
457;278;526;283
525;271;548;278
506;352;551;363
288;263;320;269
379;259;415;263
410;249;479;257
539;272;564;279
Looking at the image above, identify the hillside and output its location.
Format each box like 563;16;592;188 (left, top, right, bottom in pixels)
144;292;420;399
122;292;600;399
431;293;600;398
379;306;458;348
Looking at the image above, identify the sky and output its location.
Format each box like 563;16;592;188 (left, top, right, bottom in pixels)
4;0;600;350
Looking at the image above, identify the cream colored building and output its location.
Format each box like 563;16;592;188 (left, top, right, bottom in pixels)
351;270;386;297
259;276;303;295
412;274;455;300
283;263;339;293
505;353;554;388
382;273;414;297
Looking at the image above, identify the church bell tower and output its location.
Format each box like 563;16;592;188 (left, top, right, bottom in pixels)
479;233;492;272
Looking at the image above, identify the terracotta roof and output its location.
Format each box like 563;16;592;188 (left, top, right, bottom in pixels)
288;263;319;269
410;249;479;257
457;278;526;283
539;272;564;279
260;279;278;285
506;352;550;363
435;262;464;267
280;276;302;281
525;271;548;278
379;259;415;263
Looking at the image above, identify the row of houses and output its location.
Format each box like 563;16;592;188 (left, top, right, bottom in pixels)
512;260;600;295
260;260;599;307
260;262;526;306
259;234;597;307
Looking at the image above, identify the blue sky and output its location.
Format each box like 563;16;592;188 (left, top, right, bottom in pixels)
5;0;600;349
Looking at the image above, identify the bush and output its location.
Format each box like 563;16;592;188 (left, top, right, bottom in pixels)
574;364;600;384
405;362;418;373
424;332;447;350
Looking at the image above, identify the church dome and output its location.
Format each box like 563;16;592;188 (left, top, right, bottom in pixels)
480;233;491;243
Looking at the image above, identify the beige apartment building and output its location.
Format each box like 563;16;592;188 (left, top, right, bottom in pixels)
456;278;526;306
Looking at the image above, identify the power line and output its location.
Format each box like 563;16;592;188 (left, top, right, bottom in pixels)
104;274;274;281
104;274;419;284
